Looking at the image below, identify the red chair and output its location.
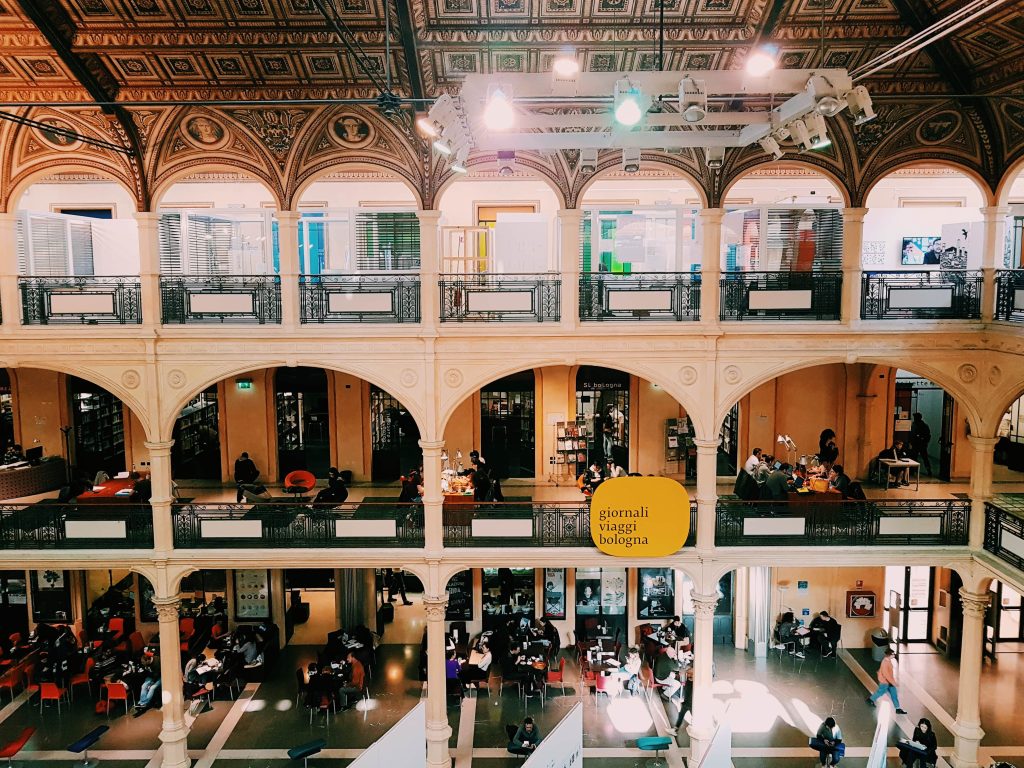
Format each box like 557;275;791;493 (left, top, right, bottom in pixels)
545;656;566;695
0;726;35;766
284;470;316;497
22;664;37;700
210;624;224;640
594;673;612;699
69;658;95;701
102;682;131;718
8;633;21;647
0;668;21;703
642;665;668;704
38;681;67;715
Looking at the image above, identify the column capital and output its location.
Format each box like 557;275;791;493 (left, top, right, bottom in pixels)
693;438;720;452
423;595;448;621
690;591;720;618
145;440;175;455
979;205;1011;220
556;208;583;220
275;210;302;224
967;435;999;450
416;209;442;224
0;211;19;224
134;211;160;224
841;207;869;222
958;588;990;619
152;596;182;622
419;439;446;452
697;207;725;223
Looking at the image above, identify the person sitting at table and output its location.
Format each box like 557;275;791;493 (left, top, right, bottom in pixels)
133;649;161;716
653;646;683;701
538;617;560;655
129;471;152;503
313;467;349;506
445;650;461;680
765;462;792;501
819;429;840;465
399;469;424;503
183;653;206;695
880;440;911;486
828;464;851;498
616;646;643;696
307;663;342;710
773;611;804;658
810;716;844;765
754;454;774;485
606;458;626;479
898;717;938;768
232;629;261;666
336;650;366;710
507;716;543;756
58;471;93;502
809;611;841;658
458;642;492;688
789;463;808;490
3;443;24;464
743;447;762;476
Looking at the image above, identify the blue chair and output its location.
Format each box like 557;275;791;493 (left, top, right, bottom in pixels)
636;735;673;768
287;738;326;768
67;725;109;768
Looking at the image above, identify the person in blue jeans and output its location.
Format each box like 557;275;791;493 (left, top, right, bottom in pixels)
866;648;907;714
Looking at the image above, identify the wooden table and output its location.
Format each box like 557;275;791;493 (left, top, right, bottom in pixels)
877;458;921;491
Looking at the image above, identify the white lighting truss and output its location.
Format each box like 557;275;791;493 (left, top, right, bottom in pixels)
424;69;874;163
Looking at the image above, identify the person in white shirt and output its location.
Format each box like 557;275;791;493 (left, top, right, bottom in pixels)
606;459;626;478
458;642;492;687
743;448;763;476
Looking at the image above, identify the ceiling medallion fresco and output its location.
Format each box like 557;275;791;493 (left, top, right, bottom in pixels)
329;113;376;149
181;115;230;150
34;118;83;150
916;111;962;146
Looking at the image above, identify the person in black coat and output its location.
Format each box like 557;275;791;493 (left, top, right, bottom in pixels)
898;717;938;767
233;452;260;502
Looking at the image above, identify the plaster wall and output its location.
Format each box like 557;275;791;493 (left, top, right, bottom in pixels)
298;180;417;208
772;566;886;648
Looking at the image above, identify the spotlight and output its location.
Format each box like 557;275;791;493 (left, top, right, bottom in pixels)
451;161;468;173
806;75;844;117
758;135;783;160
580;148;598;174
483;87;515;131
745;46;776;77
614;78;646;127
844;85;876;125
553;55;580;79
497;149;515;176
679;77;707;123
788;119;813;152
432;137;453;155
621;147;641;173
416;115;440;137
806;113;831;149
816;95;842;117
704;146;725;169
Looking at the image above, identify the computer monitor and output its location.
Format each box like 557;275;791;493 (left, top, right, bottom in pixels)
25;446;43;464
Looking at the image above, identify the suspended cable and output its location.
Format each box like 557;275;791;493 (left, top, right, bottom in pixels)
310;0;389;94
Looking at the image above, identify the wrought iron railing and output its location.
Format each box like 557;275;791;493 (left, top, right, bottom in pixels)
171;502;424;548
443;501;697;548
19;276;142;325
579;272;700;321
861;270;982;320
995;270;1024;323
439;274;560;322
299;274;420;323
0;503;154;549
160;274;282;324
715;498;968;546
984;501;1024;571
719;270;841;321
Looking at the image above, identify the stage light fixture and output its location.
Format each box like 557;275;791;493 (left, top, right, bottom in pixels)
416;115;440;138
483;87;515;131
553;55;580;79
451;160;468;173
787;119;813;152
580;148;598;174
621;147;641;173
614;79;645;127
758;135;783;160
844;85;876;125
816;95;843;117
679;77;707;123
497;149;516;176
745;46;777;77
704;146;725;169
806;113;831;150
432;137;453;155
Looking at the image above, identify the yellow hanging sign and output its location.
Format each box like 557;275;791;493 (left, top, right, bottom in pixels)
590;476;690;557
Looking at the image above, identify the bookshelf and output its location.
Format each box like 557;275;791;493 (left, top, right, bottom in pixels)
665;417;696;479
173;389;219;478
70;379;125;477
554;420;589;481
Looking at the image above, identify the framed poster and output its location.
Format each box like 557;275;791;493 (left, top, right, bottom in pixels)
600;567;627;615
481;568;534;621
234;569;271;620
575;567;601;616
637;567;675;620
30;569;71;623
544;568;566;619
445;569;473;622
847;590;876;619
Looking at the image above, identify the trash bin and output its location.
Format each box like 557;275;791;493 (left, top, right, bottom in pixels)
870;628;890;661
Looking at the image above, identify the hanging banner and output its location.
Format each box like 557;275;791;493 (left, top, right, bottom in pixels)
348;701;426;768
590;476;690;556
522;702;583;768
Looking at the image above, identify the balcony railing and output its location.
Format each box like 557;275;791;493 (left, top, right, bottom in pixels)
171;502;424;548
299;274;420;324
439;274;560;322
443;501;697;548
0;503;154;549
720;270;841;321
19;276;142;325
161;274;282;324
579;272;700;321
984;501;1024;571
715;498;968;546
861;270;982;320
995;270;1024;323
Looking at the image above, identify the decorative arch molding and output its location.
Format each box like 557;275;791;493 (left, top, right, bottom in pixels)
855;155;996;209
995;151;1024;206
712;353;986;436
976;348;1024;436
4;163;141;215
718;156;853;208
157;359;428;445
430;150;569;211
290;158;424;210
570;152;709;209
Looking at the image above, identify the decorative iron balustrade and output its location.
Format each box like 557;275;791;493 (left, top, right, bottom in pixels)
995;270;1024;323
719;270;841;321
0;503;154;549
715;498;968;546
172;502;424;548
299;274;420;323
160;275;282;324
861;270;982;320
19;276;142;325
443;501;697;548
439;274;560;322
579;272;700;321
984;501;1024;572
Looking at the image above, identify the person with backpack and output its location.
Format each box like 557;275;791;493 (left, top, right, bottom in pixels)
909;413;933;476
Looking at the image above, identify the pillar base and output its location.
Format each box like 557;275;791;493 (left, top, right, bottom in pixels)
159;723;191;768
426;719;453;768
686;722;715;764
949;721;985;768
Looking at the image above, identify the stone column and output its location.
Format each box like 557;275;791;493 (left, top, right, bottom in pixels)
747;566;772;657
967;435;998;550
698;208;724;325
557;208;583;331
276;211;301;328
693;438;720;553
153;596;190;768
270;569;287;648
950;588;991;768
417;211;441;332
0;212;22;330
145;440;176;553
980;206;1010;323
419;439;445;553
733;567;748;650
423;594;453;768
135;212;162;328
841;208;867;326
687;591;720;763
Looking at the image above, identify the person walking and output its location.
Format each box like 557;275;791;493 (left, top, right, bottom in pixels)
910;413;933;476
233;451;260;503
866;648;907;714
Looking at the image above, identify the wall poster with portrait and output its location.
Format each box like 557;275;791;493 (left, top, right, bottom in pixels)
445;569;474;622
575;567;627;640
543;568;566;619
637;567;676;620
482;568;534;630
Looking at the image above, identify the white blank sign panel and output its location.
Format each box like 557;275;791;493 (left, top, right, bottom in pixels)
189;292;255;314
878;517;941;536
1014;289;1024;310
201;519;262;538
336;519;396;537
472;518;533;537
65;520;126;539
50;293;115;315
748;290;813;310
328;292;392;313
888;287;953;309
467;291;534;312
743;517;805;536
607;290;672;311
